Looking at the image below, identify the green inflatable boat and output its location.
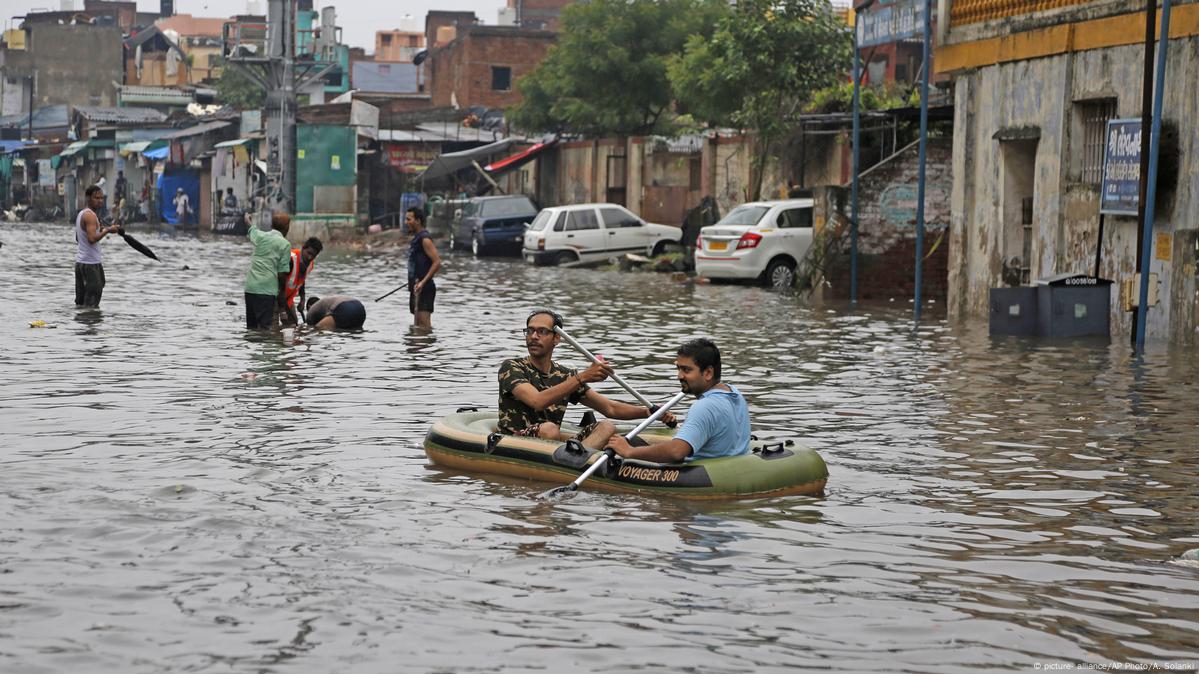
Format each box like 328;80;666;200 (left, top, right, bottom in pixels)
423;409;829;500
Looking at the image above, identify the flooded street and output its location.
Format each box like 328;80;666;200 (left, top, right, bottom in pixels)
2;222;1198;673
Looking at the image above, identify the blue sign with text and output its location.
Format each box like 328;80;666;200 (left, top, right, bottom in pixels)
857;0;927;48
1100;119;1141;216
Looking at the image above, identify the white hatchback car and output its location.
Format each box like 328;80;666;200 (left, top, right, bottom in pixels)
523;203;681;266
695;199;815;287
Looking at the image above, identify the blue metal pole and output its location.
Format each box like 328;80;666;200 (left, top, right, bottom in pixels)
850;16;861;305
1135;0;1172;353
913;0;932;322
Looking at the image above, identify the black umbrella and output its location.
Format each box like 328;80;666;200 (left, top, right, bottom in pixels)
116;227;160;262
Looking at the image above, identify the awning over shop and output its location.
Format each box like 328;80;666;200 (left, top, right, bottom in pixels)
59;138;115;159
420;138;515;182
59;140;90;158
120;139;168;155
213;137;256;149
484;138;557;175
144;145;170;160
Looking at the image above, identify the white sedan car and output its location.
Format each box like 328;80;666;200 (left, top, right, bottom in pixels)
523;203;681;266
695;199;815;287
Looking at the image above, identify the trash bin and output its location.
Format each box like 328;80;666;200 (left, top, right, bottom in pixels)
989;287;1039;336
1035;274;1112;338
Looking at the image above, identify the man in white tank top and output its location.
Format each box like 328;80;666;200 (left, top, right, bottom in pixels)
75;184;120;307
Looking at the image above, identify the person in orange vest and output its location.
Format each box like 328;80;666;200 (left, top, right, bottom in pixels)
283;237;323;324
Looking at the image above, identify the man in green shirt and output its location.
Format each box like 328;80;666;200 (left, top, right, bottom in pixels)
243;212;294;329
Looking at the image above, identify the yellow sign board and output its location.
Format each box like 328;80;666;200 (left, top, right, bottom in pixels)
1154;233;1172;261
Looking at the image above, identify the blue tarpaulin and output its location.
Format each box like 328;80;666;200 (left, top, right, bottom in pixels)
157;170;200;225
144;145;169;160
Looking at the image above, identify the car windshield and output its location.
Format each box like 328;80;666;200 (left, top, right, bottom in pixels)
527;210;554;232
480;197;536;218
714;205;770;227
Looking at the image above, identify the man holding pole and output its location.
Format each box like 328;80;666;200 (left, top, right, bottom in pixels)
498;310;676;450
606;338;749;463
406;207;440;328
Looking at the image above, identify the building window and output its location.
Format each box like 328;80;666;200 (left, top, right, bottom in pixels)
689;157;702;191
1075;98;1117;185
491;66;512;91
381;34;392;45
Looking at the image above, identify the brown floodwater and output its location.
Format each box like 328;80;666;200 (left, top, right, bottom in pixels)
1;222;1197;673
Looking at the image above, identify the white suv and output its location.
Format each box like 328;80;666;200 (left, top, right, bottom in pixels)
523;203;681;266
695;199;815;287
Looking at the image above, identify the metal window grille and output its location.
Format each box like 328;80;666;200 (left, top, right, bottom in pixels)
1080;99;1116;185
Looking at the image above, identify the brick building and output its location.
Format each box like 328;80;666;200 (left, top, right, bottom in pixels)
375;30;425;62
427;25;556;111
505;0;573;31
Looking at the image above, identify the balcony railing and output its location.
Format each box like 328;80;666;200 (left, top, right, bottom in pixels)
949;0;1096;26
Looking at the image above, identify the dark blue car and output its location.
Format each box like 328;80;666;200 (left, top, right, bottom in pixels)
447;195;539;256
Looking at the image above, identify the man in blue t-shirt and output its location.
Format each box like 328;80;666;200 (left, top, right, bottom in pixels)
606;338;750;463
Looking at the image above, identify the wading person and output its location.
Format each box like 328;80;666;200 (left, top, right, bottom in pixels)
75;184;120;307
173;188;191;227
606;338;749;463
304;295;367;330
284;237;322;319
498;310;675;450
243;212;293;330
405;207;440;328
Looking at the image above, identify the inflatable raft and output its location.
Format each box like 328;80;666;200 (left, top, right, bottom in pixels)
424;409;829;500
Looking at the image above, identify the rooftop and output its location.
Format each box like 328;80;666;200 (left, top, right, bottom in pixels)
74;106;169;125
155;14;227;38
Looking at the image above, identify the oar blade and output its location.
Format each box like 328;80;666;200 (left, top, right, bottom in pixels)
120;231;160;261
537;484;578;501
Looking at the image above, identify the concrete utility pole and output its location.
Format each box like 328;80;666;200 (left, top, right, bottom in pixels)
223;0;335;217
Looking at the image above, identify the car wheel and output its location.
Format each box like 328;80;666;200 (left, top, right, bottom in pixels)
555;251;575;266
471;234;482;257
651;241;667;257
765;259;796;288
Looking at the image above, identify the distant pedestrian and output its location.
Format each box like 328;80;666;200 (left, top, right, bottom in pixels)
405;206;441;329
223;188;239;214
75;184;120;307
305;295;367;330
243;211;293;330
173;188;192;227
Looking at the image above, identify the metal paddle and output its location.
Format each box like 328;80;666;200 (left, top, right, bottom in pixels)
554;326;677;428
375;282;409;302
539;390;687;500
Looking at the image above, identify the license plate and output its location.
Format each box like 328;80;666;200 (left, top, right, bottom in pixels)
709;241;728;251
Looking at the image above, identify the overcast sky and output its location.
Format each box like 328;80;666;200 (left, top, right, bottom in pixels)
3;0;508;50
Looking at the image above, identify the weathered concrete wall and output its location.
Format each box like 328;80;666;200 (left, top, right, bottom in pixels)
827;137;953;301
25;24;122;108
948;33;1199;342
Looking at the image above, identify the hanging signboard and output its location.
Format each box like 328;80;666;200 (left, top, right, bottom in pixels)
1100;118;1141;216
856;0;926;48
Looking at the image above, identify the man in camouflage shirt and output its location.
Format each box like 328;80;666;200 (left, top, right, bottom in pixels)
498;310;676;449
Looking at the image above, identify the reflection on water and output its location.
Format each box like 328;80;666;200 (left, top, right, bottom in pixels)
2;222;1198;673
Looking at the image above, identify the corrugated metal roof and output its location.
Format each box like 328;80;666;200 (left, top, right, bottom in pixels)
74;106;169;125
378;128;447;143
157;120;232;140
351;62;421;94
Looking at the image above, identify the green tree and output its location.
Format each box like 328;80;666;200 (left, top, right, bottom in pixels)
669;0;851;199
510;0;728;137
214;58;266;110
